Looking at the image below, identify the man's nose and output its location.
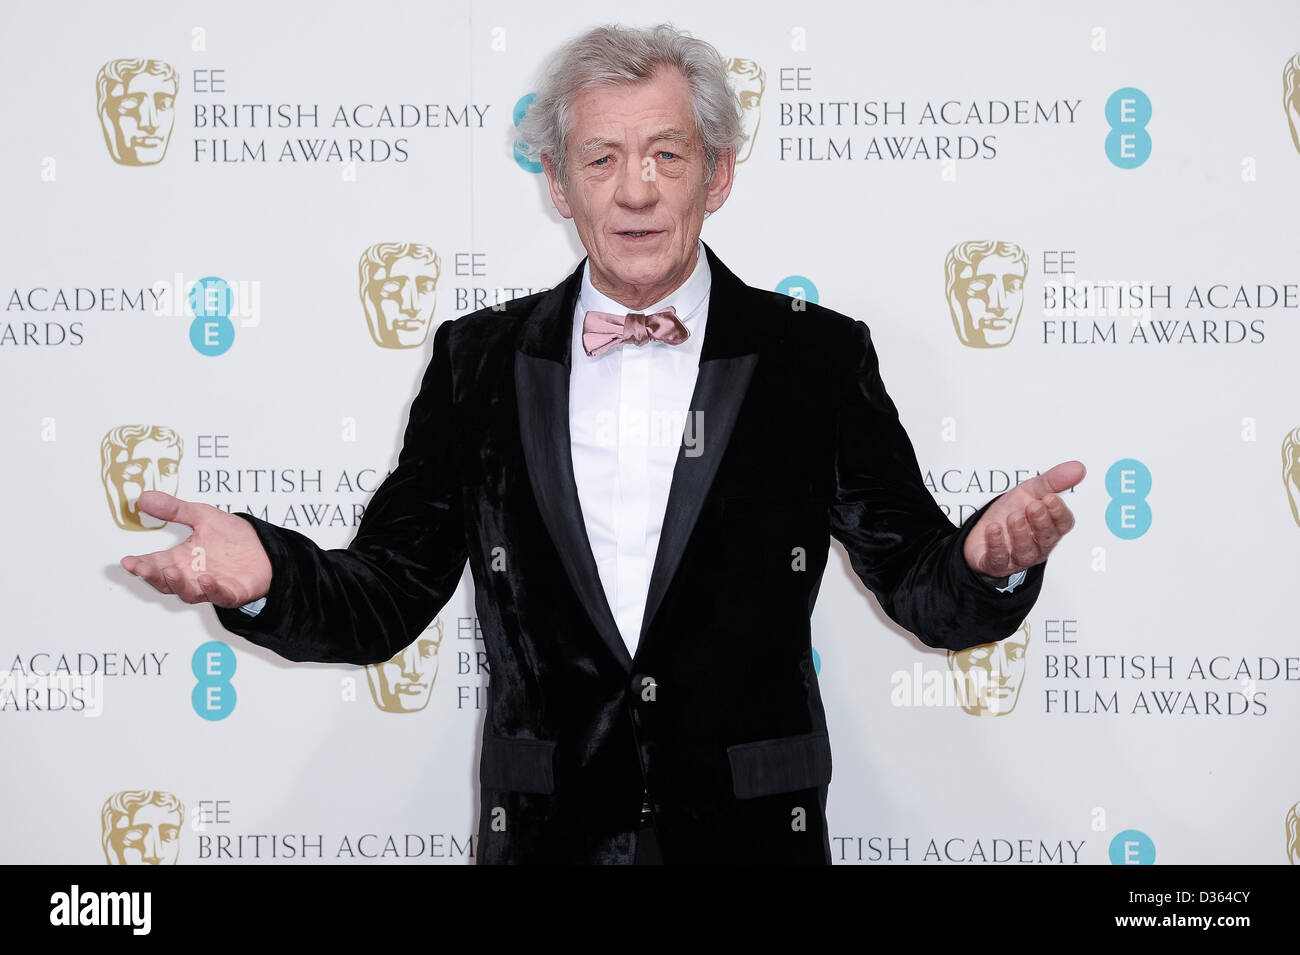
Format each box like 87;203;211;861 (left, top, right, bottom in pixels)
614;155;658;207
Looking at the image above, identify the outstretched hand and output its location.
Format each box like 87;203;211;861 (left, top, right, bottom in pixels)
119;491;272;608
964;460;1085;579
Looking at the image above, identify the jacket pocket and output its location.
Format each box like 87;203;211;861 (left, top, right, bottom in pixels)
480;732;557;794
726;730;832;800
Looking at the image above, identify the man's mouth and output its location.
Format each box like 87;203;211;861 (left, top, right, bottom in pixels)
617;230;662;238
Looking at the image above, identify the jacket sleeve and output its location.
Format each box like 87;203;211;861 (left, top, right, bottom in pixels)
211;319;469;664
827;318;1044;651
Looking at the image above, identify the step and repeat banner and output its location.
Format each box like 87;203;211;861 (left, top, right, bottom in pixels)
2;0;1298;865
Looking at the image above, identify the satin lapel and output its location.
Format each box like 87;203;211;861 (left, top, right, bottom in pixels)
515;258;633;672
637;244;765;647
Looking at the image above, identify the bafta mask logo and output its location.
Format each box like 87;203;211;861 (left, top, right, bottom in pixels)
359;243;442;349
1284;54;1300;156
101;425;183;531
364;618;443;712
725;58;765;163
101;790;183;865
96;59;178;166
1287;802;1300;864
948;619;1030;716
1284;428;1300;528
945;240;1028;348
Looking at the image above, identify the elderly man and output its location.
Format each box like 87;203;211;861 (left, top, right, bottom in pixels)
121;23;1082;864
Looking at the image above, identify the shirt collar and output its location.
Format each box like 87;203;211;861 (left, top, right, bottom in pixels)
576;240;711;324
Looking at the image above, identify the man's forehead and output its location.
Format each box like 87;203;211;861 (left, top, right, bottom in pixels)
568;74;697;140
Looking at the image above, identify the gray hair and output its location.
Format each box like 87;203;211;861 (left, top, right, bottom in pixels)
515;23;744;185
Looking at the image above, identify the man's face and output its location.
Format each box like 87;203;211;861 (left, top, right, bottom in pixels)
542;68;735;309
107;73;176;165
949;624;1030;716
366;630;441;712
107;436;181;529
109;803;181;864
364;255;439;349
951;252;1026;347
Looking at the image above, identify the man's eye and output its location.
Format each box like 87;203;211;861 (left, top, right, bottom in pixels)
966;279;989;292
381;279;402;294
658;151;678;161
591;156;612;167
156;94;175;110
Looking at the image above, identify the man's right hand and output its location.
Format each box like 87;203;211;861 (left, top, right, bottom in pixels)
119;491;272;608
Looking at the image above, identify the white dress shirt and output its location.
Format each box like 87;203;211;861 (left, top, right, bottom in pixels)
569;241;712;656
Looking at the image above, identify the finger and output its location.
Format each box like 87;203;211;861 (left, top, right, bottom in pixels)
982;521;1011;576
1024;460;1087;498
1044;494;1076;535
1026;500;1061;553
125;553;169;591
1007;513;1039;568
197;574;240;609
121;547;179;576
135;491;207;530
173;568;209;605
158;565;186;598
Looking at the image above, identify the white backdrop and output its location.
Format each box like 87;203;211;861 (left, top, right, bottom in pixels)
2;0;1299;864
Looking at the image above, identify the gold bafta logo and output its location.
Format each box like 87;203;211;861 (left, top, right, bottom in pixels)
96;59;179;166
101;790;183;865
359;243;442;349
724;58;765;163
945;240;1028;348
101;425;183;531
948;619;1030;716
364;617;443;712
1284;428;1300;528
1284;53;1300;156
1287;802;1300;864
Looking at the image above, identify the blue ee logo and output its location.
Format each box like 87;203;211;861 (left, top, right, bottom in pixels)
1109;829;1156;865
188;276;235;356
1105;458;1151;539
776;275;819;306
1105;87;1151;169
811;647;822;674
512;93;542;173
192;640;236;720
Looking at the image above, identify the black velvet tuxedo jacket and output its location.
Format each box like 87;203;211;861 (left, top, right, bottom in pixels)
215;242;1044;864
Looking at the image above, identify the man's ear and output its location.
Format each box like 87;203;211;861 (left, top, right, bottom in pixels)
704;147;736;214
542;156;573;220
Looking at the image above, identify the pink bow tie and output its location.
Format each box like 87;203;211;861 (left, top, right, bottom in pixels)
582;307;689;357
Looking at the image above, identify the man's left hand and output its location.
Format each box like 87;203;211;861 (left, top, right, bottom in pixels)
964;460;1085;580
